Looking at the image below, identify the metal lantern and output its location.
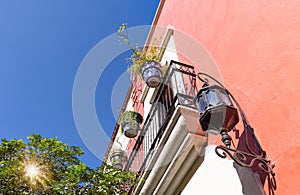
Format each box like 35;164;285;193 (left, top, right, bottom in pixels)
195;84;239;135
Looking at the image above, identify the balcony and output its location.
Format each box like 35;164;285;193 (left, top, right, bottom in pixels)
125;60;207;194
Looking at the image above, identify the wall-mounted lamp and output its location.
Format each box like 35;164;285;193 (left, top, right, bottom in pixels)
195;72;276;195
196;83;239;148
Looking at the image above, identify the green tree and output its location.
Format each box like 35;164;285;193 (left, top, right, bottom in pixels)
79;165;137;194
0;134;137;195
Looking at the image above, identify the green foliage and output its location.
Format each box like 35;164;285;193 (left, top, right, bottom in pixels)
118;110;143;132
79;164;138;194
0;134;138;194
118;23;161;75
0;134;87;194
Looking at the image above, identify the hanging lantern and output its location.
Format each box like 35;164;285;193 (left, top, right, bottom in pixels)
195;84;239;135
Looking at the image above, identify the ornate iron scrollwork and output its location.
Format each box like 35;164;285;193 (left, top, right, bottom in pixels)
215;144;276;195
197;70;277;195
126;61;277;195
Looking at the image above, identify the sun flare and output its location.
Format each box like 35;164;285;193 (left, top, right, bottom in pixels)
25;164;39;179
23;161;49;188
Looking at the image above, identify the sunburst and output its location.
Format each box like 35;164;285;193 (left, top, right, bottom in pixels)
23;161;50;190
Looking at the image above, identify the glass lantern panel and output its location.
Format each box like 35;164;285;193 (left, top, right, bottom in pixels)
220;91;232;106
206;90;220;106
199;94;206;113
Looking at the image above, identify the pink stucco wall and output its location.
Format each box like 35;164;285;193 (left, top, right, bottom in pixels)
156;0;300;194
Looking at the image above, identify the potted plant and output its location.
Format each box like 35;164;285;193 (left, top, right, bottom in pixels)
118;110;143;138
118;23;162;87
110;148;127;170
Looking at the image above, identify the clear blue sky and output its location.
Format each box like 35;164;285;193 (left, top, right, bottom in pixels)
0;1;160;168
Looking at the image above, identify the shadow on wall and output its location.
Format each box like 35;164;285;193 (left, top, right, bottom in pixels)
234;128;273;195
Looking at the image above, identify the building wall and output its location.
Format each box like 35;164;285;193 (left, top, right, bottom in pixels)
182;146;243;195
156;0;300;194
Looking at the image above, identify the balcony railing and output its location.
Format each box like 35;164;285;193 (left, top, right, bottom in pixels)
125;60;198;173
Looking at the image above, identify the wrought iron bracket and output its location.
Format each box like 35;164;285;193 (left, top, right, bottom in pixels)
197;70;277;195
215;145;276;195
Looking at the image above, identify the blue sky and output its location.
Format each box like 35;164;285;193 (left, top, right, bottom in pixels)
0;1;160;168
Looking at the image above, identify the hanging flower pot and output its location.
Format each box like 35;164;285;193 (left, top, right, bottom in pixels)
118;110;143;138
121;121;139;138
118;24;162;88
141;60;162;88
110;149;127;170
